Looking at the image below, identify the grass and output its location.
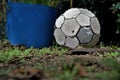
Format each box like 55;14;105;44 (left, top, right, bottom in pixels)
0;69;10;76
39;46;69;55
98;51;120;59
0;46;68;63
0;48;31;63
93;71;120;80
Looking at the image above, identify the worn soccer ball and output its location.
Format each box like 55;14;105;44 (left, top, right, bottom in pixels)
54;8;100;49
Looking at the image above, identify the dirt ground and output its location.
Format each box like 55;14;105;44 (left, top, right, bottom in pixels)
0;54;102;80
0;42;120;80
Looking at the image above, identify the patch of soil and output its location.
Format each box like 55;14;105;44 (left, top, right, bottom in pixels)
0;53;106;80
0;42;120;80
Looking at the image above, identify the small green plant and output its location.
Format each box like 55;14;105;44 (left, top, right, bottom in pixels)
34;62;44;70
0;69;10;76
0;48;25;62
0;47;33;63
110;2;120;33
56;62;79;80
100;58;120;73
0;45;68;63
38;46;68;55
93;58;120;80
93;71;120;80
98;52;120;59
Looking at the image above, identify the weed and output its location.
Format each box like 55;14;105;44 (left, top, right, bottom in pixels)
100;58;120;73
0;69;10;76
93;71;120;80
105;52;119;58
98;51;120;59
38;46;68;55
0;45;68;63
55;64;79;80
0;48;31;63
34;62;44;70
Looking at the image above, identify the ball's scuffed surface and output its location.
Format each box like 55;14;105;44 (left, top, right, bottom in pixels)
54;8;100;49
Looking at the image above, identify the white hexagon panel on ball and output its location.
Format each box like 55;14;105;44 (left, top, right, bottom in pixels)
61;19;80;37
63;8;81;19
55;15;65;28
76;14;90;26
54;29;66;45
54;8;101;49
91;17;100;34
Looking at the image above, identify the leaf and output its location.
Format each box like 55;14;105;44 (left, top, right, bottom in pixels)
78;66;88;77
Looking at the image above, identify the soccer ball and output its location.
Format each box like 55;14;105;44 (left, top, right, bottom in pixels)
54;8;100;49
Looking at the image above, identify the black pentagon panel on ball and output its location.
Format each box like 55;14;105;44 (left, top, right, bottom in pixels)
87;34;100;46
77;27;93;44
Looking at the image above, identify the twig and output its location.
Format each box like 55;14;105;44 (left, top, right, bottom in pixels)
70;0;73;8
69;48;120;55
